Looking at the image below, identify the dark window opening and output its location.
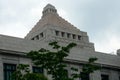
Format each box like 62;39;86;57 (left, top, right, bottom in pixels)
55;31;59;36
80;72;89;80
78;35;81;40
50;9;52;12
52;9;54;12
4;63;16;80
31;38;34;40
55;10;57;13
67;33;70;38
61;32;65;37
40;32;44;37
64;69;68;78
101;74;109;80
73;34;76;39
32;66;43;74
36;35;39;40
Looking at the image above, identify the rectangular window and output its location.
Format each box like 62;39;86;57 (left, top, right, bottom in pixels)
31;38;34;40
72;34;76;39
101;74;109;80
40;32;44;37
61;32;65;37
67;33;70;38
80;72;89;80
55;30;59;36
32;66;43;74
36;35;39;40
4;63;16;80
78;35;81;40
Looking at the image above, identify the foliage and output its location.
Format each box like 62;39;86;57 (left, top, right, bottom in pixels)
71;57;101;79
12;41;100;80
12;64;48;80
27;41;100;80
82;58;101;74
27;41;76;80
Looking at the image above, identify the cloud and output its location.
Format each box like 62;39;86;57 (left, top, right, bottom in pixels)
93;20;120;53
0;0;120;54
94;32;120;54
0;22;29;38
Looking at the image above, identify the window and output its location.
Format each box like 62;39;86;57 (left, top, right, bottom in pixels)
72;34;76;39
32;66;43;74
67;33;70;38
40;32;44;37
61;32;65;37
55;30;59;36
80;72;89;80
101;74;109;80
78;35;81;40
4;63;16;80
36;35;39;40
50;9;52;12
64;69;68;78
31;38;34;40
52;9;55;12
54;10;57;13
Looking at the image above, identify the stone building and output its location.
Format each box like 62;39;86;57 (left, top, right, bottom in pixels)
0;4;120;80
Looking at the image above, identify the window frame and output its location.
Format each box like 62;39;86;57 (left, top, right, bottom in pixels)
55;30;59;36
67;33;70;38
3;63;16;80
40;32;44;37
78;35;81;40
101;74;109;80
32;66;43;74
80;72;89;80
61;32;65;37
72;34;76;39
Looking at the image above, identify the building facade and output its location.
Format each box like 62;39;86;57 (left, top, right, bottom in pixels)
0;4;120;80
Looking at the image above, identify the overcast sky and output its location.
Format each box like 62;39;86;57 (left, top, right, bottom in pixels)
0;0;120;54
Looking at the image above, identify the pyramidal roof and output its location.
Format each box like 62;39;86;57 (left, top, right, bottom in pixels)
25;4;80;38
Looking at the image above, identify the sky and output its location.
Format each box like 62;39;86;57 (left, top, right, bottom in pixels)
0;0;120;54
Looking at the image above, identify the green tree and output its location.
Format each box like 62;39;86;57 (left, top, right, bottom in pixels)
71;57;100;79
12;64;48;80
27;41;76;80
27;41;100;80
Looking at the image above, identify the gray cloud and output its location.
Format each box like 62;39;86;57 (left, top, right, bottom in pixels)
0;0;120;53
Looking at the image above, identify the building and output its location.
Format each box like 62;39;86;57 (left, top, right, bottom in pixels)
0;4;120;80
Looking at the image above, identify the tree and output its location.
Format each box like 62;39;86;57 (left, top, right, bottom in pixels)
12;64;48;80
71;57;100;79
27;41;76;80
27;41;100;80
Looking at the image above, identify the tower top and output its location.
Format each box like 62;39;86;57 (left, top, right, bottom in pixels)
42;4;57;17
43;4;56;11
